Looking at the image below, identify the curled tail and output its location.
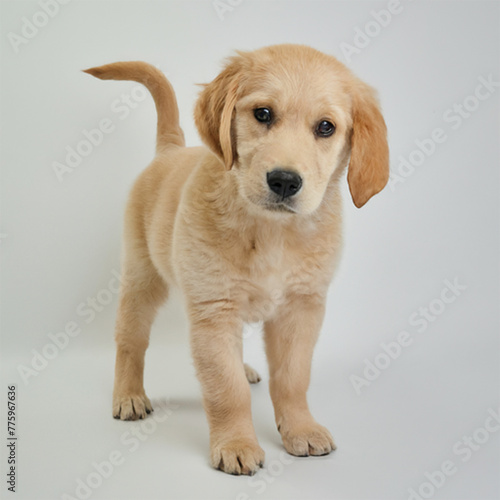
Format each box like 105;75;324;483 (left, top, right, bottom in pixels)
83;61;185;151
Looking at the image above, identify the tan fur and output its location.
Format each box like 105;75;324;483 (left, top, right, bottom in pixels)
84;44;389;476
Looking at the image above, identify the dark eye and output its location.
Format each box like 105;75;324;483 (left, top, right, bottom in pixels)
316;120;335;137
254;107;273;124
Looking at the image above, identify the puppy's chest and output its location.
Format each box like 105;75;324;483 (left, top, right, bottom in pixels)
230;235;294;322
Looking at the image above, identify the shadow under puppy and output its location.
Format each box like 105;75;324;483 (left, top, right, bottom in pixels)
84;44;389;476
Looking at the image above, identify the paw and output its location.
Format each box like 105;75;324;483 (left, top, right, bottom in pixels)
280;421;336;457
113;392;153;421
244;363;261;384
211;437;265;475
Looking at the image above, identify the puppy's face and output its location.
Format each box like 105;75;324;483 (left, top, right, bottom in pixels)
195;45;389;213
232;63;352;215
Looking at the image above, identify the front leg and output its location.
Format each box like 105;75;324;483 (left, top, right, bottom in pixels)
188;301;264;475
264;293;336;457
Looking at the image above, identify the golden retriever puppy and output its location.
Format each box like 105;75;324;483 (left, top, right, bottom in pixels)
84;44;389;476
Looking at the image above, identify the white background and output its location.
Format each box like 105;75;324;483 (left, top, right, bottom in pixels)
1;1;499;499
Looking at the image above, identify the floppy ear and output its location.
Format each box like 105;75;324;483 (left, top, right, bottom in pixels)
347;81;389;208
194;57;242;170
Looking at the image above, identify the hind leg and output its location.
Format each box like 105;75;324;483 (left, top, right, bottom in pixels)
244;363;261;384
112;248;167;420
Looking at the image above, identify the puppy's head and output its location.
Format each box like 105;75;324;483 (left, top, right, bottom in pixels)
194;44;389;214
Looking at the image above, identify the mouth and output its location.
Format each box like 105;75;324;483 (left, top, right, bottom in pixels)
244;188;300;215
263;201;298;214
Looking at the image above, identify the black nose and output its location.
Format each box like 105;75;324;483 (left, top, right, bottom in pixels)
266;169;302;199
